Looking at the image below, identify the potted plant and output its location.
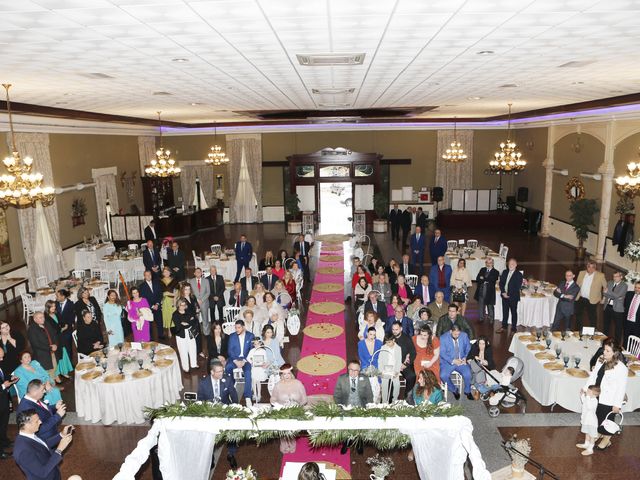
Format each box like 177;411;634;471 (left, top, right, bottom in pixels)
615;194;635;223
373;191;389;233
366;454;394;480
71;198;87;227
569;198;599;260
285;192;302;234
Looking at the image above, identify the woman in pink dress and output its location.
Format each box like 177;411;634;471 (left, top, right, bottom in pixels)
126;287;151;342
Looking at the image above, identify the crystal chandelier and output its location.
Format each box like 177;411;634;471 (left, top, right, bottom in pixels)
204;123;229;166
615;157;640;198
442;118;467;163
488;103;526;175
145;112;181;177
0;84;55;209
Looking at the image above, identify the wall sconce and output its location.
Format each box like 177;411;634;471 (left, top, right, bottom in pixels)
552;168;568;176
580;172;602;181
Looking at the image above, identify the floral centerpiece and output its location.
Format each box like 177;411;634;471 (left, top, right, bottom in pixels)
505;434;531;478
118;349;139;364
226;466;256;480
366;454;394;480
624;240;640;283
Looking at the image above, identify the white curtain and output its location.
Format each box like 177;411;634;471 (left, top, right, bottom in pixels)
158;423;218;480
7;132;66;286
192;185;208;209
33;204;59;284
180;165;214;209
94;174;119;237
138;136;156;174
435;130;474;209
233;146;258;223
227;134;262;223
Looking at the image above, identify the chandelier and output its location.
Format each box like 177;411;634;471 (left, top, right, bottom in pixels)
615;157;640;198
204;123;229;166
442;118;467;163
145;112;181;177
488;103;526;175
0;84;55;209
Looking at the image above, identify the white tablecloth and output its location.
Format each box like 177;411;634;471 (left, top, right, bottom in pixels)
75;345;183;424
74;243;114;271
205;253;258;281
509;333;640;412
494;290;558;328
444;251;505;279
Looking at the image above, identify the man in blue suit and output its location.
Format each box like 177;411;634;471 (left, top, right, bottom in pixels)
138;270;164;340
385;305;414;337
439;325;473;400
410;225;426;275
428;228;447;266
234;234;253;282
429;256;452;302
16;380;66;443
497;258;524;334
413;274;433;306
142;239;161;278
13;409;73;480
225;320;255;401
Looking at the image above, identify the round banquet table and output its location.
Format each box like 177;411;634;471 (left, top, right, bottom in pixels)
494;288;559;328
444;250;506;279
508;333;640;412
205;253;258;280
75;344;183;425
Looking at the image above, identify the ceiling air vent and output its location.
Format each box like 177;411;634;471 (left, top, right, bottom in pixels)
297;53;365;66
318;103;352;109
312;88;355;94
558;60;595;68
79;72;115;79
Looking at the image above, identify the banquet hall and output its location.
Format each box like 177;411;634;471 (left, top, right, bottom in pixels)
1;1;640;479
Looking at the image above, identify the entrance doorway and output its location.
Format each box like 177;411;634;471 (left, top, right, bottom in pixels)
319;182;352;234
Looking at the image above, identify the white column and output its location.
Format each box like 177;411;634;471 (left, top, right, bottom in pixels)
540;125;556;237
595;121;616;262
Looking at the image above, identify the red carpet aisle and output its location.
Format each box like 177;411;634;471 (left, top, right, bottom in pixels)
280;241;351;478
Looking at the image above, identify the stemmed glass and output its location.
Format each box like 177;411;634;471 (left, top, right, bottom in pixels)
555;345;562;360
574;355;581;369
117;359;124;375
562;353;570;368
560;330;566;341
535;329;542;343
150;345;157;365
545;335;552;350
137;358;144;370
101;359;108;375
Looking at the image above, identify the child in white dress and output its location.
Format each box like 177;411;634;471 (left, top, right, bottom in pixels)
577;385;600;456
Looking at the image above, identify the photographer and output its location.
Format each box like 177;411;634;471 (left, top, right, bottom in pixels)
1;347;19;459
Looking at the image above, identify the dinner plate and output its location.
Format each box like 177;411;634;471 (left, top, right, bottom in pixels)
530;293;546;298
543;362;564;371
518;335;536;342
104;373;125;383
629;363;640;372
527;344;546;351
142;341;159;349
566;368;589;378
132;369;153;379
535;352;556;360
629;369;636;378
76;362;95;371
81;370;102;381
155;358;173;368
155;348;174;357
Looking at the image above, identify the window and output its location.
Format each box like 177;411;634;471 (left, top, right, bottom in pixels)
295;165;315;178
354;164;374;177
319;165;349;177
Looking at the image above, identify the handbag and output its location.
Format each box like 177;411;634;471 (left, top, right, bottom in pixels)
452;287;466;303
600;411;623;435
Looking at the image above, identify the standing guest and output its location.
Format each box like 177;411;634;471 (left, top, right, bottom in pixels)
189;268;211;355
16;379;66;442
142;239;161;278
209;322;228;363
167;241;186;281
225;320;255;402
178;283;203;356
385;305;414;337
364;291;387;319
13;351;63;406
623;281;640;346
378;334;402;403
410;226;426;275
54;290;75;367
27;313;60;380
389;204;402;241
373;272;392;303
126;287;152;342
139;270;164;341
399;254;415;277
76;310;105;356
439;325;473;400
391;321;417;394
475;258;499;323
576;385;600;456
358;311;385;341
246;337;270;403
429;256;452;302
416;207;428;231
414;274;433;308
582;338;628;451
353;277;371;310
259;250;275;271
261;265;278;291
410;207;418;234
102;290;125;346
466;336;495;388
0;348;18;459
551;270;580;331
436;304;475;339
207;266;226;324
497;258;524;334
392;274;413;306
428;228;447;266
240;267;259;293
74;287;103;330
270;364;307;453
293;234;311;277
144;219;158;243
160;267;179;338
602;271;627;342
413;325;440;382
412;369;444;406
43;302;72;379
401;206;412;248
272;259;286;279
450;258;472;316
172;299;199;373
0;321;25;377
428;291;449;324
234;234;253;283
13;409;73;480
576;260;607;330
229;282;247;308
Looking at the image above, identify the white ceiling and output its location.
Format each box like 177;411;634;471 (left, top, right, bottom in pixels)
1;0;640;123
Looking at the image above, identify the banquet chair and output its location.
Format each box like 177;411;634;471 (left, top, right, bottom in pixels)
277;292;293;310
139;243;147;251
12;383;21;402
499;245;509;259
210;244;222;255
466;240;478;249
72;330;78;348
447;240;458;251
286;310;300;335
90;268;108;281
256;270;266;281
627;335;640;358
35;276;48;289
405;274;419;289
72;269;86;280
361;253;373;268
222;307;241;334
20;293;36;324
451;371;464;395
284;258;296;269
295;276;304;304
91;287;108;307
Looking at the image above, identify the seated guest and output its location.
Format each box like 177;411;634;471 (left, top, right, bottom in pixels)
266;309;286;346
262;324;285;367
240;296;267;333
16;379;66;442
0;320;25;379
399;254;415;277
27;312;60;381
229;282;247;308
261;265;278;291
392;274;412;306
439;325;473;400
76;310;105;356
358;311;385;341
126;287;152;342
429;256;452;302
386;294;403;318
283;271;297;304
253;283;267;306
240;309;262;338
272;259;286;280
273;280;292;309
263;292;286;323
259;250;276;271
14;351;62;405
385;305;414;337
240;267;259;293
13;409;73;480
391;321;416;394
277;249;288;266
373;272;392;304
209;322;228;363
102;290;125;347
407;296;423;321
270;364;307;453
413;325;440;382
436;304;475;340
225;320;255;402
74;287;103;329
412;369;444;405
353;277;371;310
427;291;449;322
379;334;402;403
414;274;433;306
386;259;399;285
290;262;303;284
333;359;373;407
466;336;495;389
207;266;226;324
414;307;432;332
368;256;381;275
364;290;387;319
351;264;373;290
172;299;199;373
358;327;383;371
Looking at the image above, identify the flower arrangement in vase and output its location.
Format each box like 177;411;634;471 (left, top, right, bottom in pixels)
505;434;531;478
624;240;640;284
225;465;257;480
366;454;394;480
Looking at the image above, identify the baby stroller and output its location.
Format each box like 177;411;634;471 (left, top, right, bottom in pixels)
475;356;527;417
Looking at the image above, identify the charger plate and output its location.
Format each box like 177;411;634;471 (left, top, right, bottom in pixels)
155;358;173;368
76;362;95;371
104;373;125;383
81;370;102;381
155;348;174;357
527;344;545;351
566;368;588;378
132;369;153;379
543;362;564;371
535;352;556;360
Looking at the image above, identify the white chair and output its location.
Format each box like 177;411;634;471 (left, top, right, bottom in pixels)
72;269;86;280
295;277;304;304
499;245;509;259
362;254;373;268
277;292;293;309
447;240;458;251
256;270;266;281
267;372;280;395
194;257;208;272
12;382;21;402
458;239;465;246
466;239;478;249
192;250;201;262
222;306;241;334
210;244;222;255
627;335;640;358
284;258;296;269
90;268;107;281
35;276;48;289
133;257;145;281
139;243;147;251
20;293;35;324
405;274;419;289
451;370;464;395
91;286;108;307
287;310;300;335
72;330;78;348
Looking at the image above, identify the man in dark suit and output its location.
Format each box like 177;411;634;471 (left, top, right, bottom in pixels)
225;320;255;401
551;269;581;331
602;271;627;342
139;270;164;340
400;207;412;248
228;282;247;308
416;207;428;231
13;409;73;480
428;228;447;266
0;348;18;459
261;266;278;291
142;239;161;278
333;359;374;407
166;241;186;281
390;321;416;394
144;219;158;243
240;267;259;293
399;254;415;277
413;274;433;306
389;204;402;241
497;258;524;334
385;305;414;337
410;225;426;275
363;291;387;319
623;281;640;347
429;256;452;302
54;290;75;368
16;380;66;442
435;304;475;339
234;234;253;283
293;234;311;278
207;266;226;324
474;258;499;323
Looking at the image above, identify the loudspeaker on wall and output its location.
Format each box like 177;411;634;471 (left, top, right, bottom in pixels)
432;187;444;202
517;187;529;203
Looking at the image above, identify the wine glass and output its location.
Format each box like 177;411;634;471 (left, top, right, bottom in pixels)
574;355;581;369
562;354;570;368
137;358;144;370
117;359;124;375
545;336;552;350
555;345;562;360
101;360;108;375
560;330;566;341
535;329;542;343
94;356;101;369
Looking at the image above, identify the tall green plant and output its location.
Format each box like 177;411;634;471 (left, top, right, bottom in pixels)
569;198;599;248
373;191;389;219
284;192;301;220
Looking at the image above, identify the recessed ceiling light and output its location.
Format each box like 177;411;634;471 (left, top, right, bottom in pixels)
153;91;172;96
571;81;584;85
79;72;115;79
297;53;365;66
189;102;203;106
499;83;519;88
312;88;355;95
172;58;189;63
476;50;494;56
467;96;482;100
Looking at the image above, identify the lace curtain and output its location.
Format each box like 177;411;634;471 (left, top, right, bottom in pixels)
227;134;262;223
137;136;156;174
180;164;214;209
232;146;258;223
7;132;66;285
435;130;474;209
94;173;119;237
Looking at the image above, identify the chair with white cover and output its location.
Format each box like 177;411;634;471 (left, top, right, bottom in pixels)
35;276;48;290
499;245;509;259
284;258;296;270
133;257;145;281
447;240;458;251
139;243;147;251
72;270;86;280
627;335;640;358
276;292;292;310
194;257;208;272
267;372;280;396
192;250;202;263
286;310;300;335
295;276;304;304
210;244;222;255
405;274;419;289
466;239;478;249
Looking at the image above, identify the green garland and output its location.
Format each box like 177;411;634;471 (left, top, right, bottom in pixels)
308;429;411;450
